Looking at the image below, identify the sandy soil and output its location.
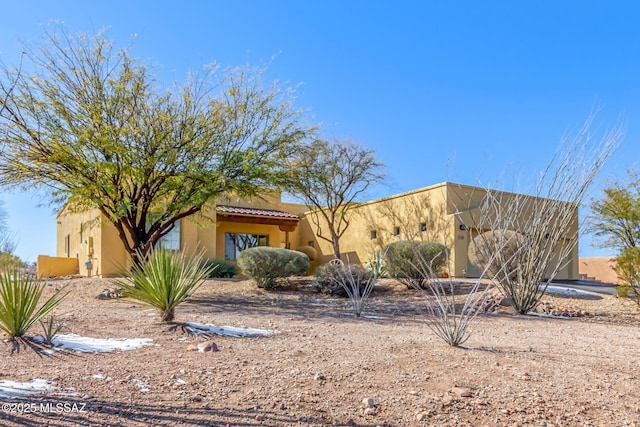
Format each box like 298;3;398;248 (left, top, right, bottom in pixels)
1;277;639;426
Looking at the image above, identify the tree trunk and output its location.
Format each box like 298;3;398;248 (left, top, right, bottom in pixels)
329;227;341;260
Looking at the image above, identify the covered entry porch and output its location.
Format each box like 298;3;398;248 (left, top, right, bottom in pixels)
215;205;300;261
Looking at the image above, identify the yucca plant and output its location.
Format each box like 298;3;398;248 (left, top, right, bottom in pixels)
115;248;214;322
0;269;67;339
39;314;65;345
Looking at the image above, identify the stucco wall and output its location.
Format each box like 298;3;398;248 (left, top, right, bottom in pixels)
295;182;579;279
56;208;103;276
579;257;618;284
56;195;309;276
295;183;457;270
446;184;579;280
37;255;79;278
56;184;580;280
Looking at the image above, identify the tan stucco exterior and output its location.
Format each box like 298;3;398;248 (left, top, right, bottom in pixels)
579;257;618;284
295;182;579;280
37;255;79;278
54;192;308;277
52;182;580;279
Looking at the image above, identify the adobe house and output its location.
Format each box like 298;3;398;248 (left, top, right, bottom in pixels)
49;182;579;279
52;193;307;277
296;182;579;280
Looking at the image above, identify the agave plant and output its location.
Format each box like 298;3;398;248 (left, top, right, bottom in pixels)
0;269;67;338
115;248;214;322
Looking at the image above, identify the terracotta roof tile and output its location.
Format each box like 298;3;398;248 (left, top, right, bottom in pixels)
216;205;299;220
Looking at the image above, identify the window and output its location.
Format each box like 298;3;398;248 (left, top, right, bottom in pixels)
370;230;377;240
419;223;427;232
392;226;400;236
158;221;181;251
308;241;315;248
147;217;181;251
64;234;70;258
224;233;269;261
160;222;181;250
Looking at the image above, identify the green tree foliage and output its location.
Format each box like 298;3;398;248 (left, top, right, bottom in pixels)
286;138;384;259
614;247;640;305
0;29;312;265
588;169;640;251
587;169;640;304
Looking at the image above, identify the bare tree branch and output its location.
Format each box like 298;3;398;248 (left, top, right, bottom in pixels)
287;138;384;259
460;112;624;314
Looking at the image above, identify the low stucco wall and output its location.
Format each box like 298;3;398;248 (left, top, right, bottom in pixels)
37;255;79;278
579;257;618;284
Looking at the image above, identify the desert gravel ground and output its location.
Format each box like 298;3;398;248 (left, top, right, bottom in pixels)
1;277;639;426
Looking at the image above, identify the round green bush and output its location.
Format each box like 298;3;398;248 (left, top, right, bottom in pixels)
237;247;310;289
384;240;448;288
204;259;238;278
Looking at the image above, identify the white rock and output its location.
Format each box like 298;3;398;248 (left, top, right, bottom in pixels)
362;397;375;408
452;386;472;397
442;394;454;405
197;341;218;353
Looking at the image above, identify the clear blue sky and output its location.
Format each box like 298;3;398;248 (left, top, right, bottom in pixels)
1;1;639;262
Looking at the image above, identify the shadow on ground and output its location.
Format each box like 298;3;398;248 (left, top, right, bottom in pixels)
1;395;379;427
185;281;427;325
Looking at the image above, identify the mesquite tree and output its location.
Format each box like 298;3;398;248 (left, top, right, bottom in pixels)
587;169;640;302
0;29;312;264
587;168;640;251
287;138;384;259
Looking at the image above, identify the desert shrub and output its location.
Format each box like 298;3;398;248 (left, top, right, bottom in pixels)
403;239;510;347
314;261;377;316
0;269;67;338
295;245;317;261
237;247;309;289
614;247;640;305
204;259;237;278
384;241;448;288
115;248;213;322
314;263;374;297
0;252;25;270
468;230;523;281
